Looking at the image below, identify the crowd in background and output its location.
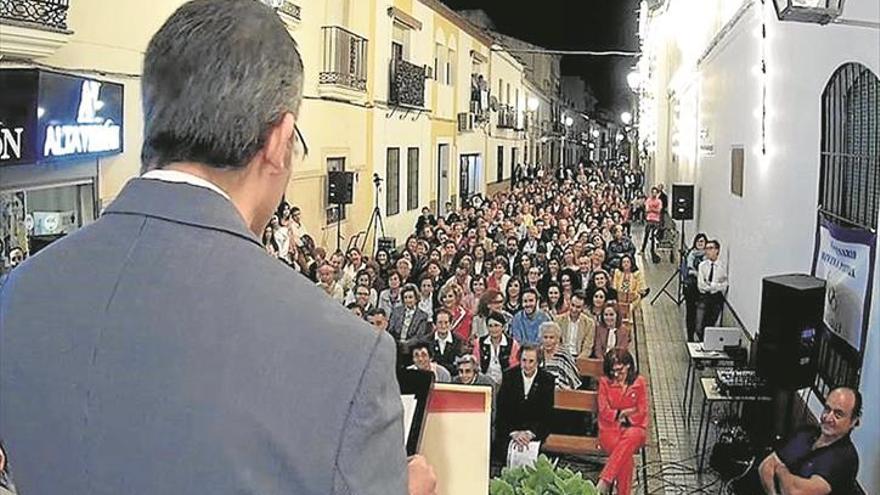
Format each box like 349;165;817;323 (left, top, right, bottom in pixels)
261;162;650;377
261;161;652;492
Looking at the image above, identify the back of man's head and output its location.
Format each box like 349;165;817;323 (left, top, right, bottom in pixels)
141;0;304;171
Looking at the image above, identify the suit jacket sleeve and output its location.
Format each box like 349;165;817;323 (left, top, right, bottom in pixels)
531;373;555;441
577;317;596;359
403;312;431;349
388;309;402;340
332;334;407;495
495;374;513;437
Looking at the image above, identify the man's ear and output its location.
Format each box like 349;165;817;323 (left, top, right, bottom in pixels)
263;112;296;173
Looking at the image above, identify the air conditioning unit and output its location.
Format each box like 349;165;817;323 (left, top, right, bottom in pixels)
425;65;434;80
457;112;475;132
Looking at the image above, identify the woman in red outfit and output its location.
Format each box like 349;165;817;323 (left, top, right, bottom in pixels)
597;348;648;495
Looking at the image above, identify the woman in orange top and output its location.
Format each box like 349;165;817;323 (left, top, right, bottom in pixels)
597;349;648;495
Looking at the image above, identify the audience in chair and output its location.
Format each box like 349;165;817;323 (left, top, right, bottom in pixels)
430;308;465;374
408;341;451;383
388;284;431;354
493;344;555;461
539;322;582;390
554;291;595;358
597;349;648;495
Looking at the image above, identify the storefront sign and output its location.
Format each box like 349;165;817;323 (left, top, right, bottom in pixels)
811;217;877;352
0;69;124;166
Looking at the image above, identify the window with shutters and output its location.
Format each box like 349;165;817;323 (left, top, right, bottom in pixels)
325;157;347;224
497;145;504;182
407;147;419;211
386;148;400;215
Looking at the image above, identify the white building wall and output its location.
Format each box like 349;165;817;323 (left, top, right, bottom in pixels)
644;0;880;491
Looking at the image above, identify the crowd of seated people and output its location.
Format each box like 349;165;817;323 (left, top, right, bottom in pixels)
263;162;651;487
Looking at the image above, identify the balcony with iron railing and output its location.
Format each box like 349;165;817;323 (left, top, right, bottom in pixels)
0;0;72;59
496;104;517;130
389;58;426;108
319;26;368;98
0;0;69;30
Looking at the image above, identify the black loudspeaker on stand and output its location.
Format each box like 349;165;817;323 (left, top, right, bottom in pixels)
672;184;694;221
650;184;695;306
756;274;825;440
328;171;354;204
328;171;354;252
756;274;825;389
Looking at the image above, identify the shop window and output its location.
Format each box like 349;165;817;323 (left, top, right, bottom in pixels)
1;182;96;273
386;147;400;216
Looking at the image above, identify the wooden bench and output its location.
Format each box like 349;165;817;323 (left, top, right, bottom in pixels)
543;389;603;455
542;350;648;494
544;357;602;456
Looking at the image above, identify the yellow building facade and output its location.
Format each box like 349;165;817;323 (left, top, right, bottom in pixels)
0;0;532;259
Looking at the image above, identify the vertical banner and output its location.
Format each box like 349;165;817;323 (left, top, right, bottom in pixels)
812;217;877;351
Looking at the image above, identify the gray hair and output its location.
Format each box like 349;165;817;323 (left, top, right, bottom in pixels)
141;0;304;171
540;321;562;338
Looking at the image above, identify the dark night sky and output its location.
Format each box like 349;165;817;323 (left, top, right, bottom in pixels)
441;0;640;115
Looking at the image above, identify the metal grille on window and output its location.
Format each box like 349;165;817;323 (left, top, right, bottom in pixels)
815;62;879;394
819;63;880;231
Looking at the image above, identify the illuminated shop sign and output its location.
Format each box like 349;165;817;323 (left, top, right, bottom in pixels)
0;69;124;166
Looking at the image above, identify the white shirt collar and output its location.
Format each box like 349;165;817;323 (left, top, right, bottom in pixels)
484;334;508;347
435;332;453;345
522;370;536;396
142;169;232;201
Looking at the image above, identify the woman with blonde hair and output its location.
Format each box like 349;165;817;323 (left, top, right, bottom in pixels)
539;322;581;390
439;281;473;343
612;254;646;319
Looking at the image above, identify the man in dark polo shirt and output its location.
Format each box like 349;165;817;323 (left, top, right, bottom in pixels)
758;387;861;494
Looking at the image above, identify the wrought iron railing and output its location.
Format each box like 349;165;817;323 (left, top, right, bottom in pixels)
0;0;70;30
496;104;516;129
389;58;425;108
260;0;301;21
277;0;301;21
319;26;368;91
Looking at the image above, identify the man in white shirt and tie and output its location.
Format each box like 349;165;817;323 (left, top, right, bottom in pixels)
695;239;728;341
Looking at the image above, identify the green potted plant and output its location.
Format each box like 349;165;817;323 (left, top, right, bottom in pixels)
489;455;598;495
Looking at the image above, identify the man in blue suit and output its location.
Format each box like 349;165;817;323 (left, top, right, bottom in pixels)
0;1;435;494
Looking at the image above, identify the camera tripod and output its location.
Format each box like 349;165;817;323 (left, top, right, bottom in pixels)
362;173;387;256
650;219;689;306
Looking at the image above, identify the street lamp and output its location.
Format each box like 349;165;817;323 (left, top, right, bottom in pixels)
772;0;845;24
564;116;574;127
527;97;540;112
591;129;600;138
626;71;640;91
620;111;633;125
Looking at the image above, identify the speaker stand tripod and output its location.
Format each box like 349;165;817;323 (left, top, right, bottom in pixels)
362;176;386;256
650;219;688;306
